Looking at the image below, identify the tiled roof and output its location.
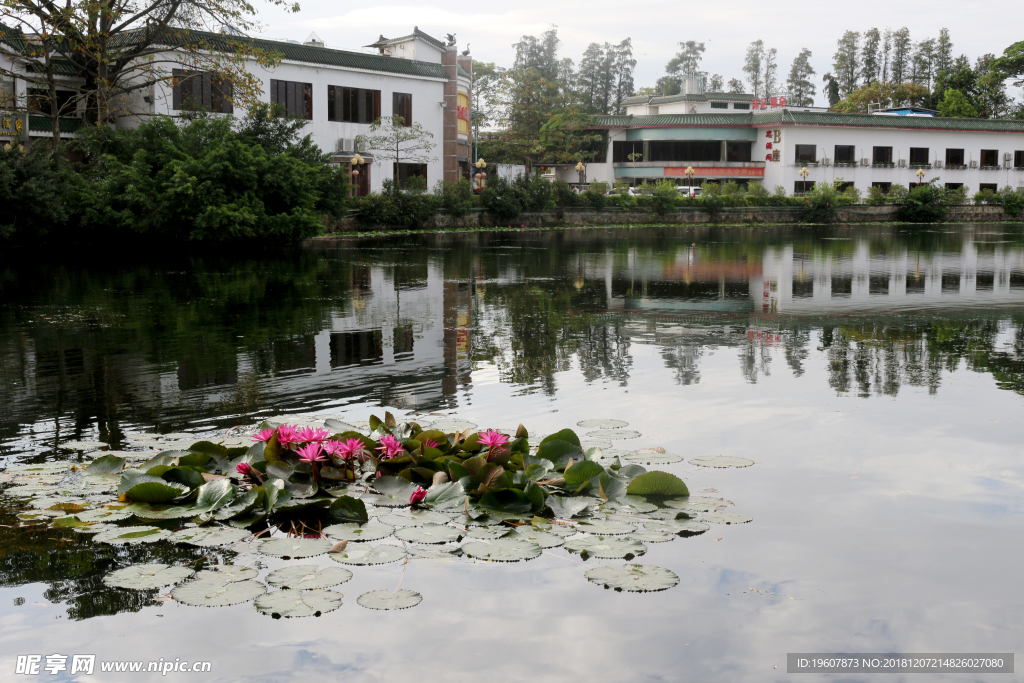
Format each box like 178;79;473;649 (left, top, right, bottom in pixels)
457;63;470;79
622;92;754;106
592;114;755;128
751;109;1024;132
28;116;83;133
367;27;447;50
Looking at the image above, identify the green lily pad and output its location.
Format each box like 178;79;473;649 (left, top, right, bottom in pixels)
576;519;637;535
630;529;677;543
118;472;190;504
564;536;646;559
93;526;172;545
168;527;250;547
585;429;641;440
103;564;195;590
428;418;477;433
689;455;755;468
394;524;463;544
258;537;333;558
625;471;689;497
84;455;127;475
329;544;407;566
462;538;542;562
372;476;420;507
584;564;679;592
195;565;258;582
266;565;353;590
255;589;344;618
465;526;510;540
72;522;119;534
60;440;108;450
6;462;71;474
356;589;422;610
172;579;266;607
702;511;753;524
407;545;462;559
377;509;451;527
644;519;710;535
622;450;683;465
576;419;629;429
423;481;466;509
323;522;395;542
546;497;592;519
663;497;734;512
504;528;565;548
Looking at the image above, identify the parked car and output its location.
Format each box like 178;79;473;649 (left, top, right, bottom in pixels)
677;186;703;197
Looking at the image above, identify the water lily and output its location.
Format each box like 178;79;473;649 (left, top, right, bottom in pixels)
276;425;299;449
409;486;427;506
376;434;405;460
296;426;330;443
324;438;364;462
252;428;276;443
296;442;327;464
422;438;439;450
236;462;263;483
478;429;510;450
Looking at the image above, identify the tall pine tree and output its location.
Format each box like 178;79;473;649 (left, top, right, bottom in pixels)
787;48;816;106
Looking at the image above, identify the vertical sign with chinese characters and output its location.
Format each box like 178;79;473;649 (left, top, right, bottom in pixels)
764;130;781;162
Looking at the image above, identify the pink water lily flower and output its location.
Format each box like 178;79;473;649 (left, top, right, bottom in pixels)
376;434;405;460
296;442;328;464
478;429;510;450
296;426;330;443
409;486;427;506
252;428;276;443
276;425;300;449
324;438;364;462
236;462;258;477
422;438;439;450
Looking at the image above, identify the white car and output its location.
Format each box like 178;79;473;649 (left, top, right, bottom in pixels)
677;186;703;197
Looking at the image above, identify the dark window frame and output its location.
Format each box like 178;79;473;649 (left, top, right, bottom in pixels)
270;79;312;120
980;149;999;167
732;102;750;110
834;145;856;164
392;92;413;126
794;180;815;193
172;69;232;114
327;85;381;123
794;144;817;163
394;162;427;188
909;147;929;165
946;148;965;166
710;101;728;109
1015;151;1024;168
872;146;893;165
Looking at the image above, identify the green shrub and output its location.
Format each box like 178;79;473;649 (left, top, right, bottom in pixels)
801;181;844;223
434;179;476;219
513;174;552;212
0;142;82;242
581;189;606;210
649;180;678;215
974;188;998;205
589;181;609;195
480;176;527;222
552;179;579;207
888;184;909;202
866;185;889;206
357;183;441;228
612;181;631;195
896;181;948;222
998;186;1024;217
746;181;770;201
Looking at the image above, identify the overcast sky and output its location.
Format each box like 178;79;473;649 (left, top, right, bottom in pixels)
254;0;1024;107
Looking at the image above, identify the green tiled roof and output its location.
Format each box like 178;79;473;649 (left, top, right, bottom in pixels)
28;116;83;133
457;63;471;79
26;59;79;76
593;113;755;128
622;92;753;106
751;109;1024;132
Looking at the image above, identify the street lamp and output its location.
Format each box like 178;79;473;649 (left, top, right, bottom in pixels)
350;153;366;197
474;158;487;191
799;166;809;194
916;168;926;185
575;161;586;187
684;166;695;194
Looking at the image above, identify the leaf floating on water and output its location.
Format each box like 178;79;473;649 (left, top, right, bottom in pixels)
172;579;266;607
93;526;171;545
503;528;565;549
584;564;679;592
394;524;463;544
464;526;510;540
564;536;646;559
427;418;477;433
584;429;641;440
168;526;250;547
546;497;592;519
689;455;755;468
576;519;637;535
621;451;683;465
576;419;629;429
629;529;677;543
462;538;542;562
625;471;689;497
266;565;353;590
323;522;395;542
60;440;108;451
77;507;134;523
72;522;119;534
329;544;407;566
356;589;422;611
103;564;195;590
258;537;333;558
377;509;451;528
663;497;734;512
372;476;421;507
195;565;258;583
644;519;710;536
255;589;344;618
702;511;753;525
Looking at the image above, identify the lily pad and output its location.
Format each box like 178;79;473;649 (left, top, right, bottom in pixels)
625;471;689;497
644;519;710;536
630;529;677;543
576;419;629;429
329;544;408;566
356;589;422;610
546;497;592;519
266;565;353;590
255;589;344;618
258;537;333;558
504;528;565;548
372;476;420;507
406;544;462;559
622;451;683;465
664;497;734;512
172;579;266;607
576;519;637;535
93;526;172;545
427;418;477;433
169;527;250;547
464;526;510;540
377;509;451;528
195;565;258;582
580;439;612;450
702;511;753;525
564;536;646;559
103;564;195;590
60;440;108;450
395;524;463;544
689;455;755;468
323;522;395;542
584;564;679;592
72;522;119;534
462;538;542;562
6;462;71;474
585;429;641;440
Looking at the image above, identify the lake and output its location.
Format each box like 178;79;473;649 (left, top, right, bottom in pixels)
2;224;1023;682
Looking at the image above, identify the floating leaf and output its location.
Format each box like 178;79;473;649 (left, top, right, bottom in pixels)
564;536;646;559
377;509;451;528
622;451;683;465
172;579;266;607
689;456;755;468
329;544;407;566
564;460;604;488
644;519;710;536
258;537;333;558
93;526;172;545
395;524;462;544
576;419;629;429
195;565;258;582
328;496;368;523
585;564;679;592
72;522;119;534
406;544;462;559
504;528;565;548
423;481;465;509
576;519;636;535
357;589;422;610
625;471;689;497
630;529;677;543
255;589;343;618
84;455;126;475
702;511;753;525
266;565;353;590
537;440;584;469
663;497;734;512
324;418;360;432
60;440;107;450
323;522;395;542
585;429;641;440
103;564;194;590
168;527;250;547
462;538;542;562
428;418;477;433
118;472;190;504
372;476;419;507
464;526;509;540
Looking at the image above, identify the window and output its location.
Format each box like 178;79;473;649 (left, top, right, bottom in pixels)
0;75;13;108
980;150;999;167
393;92;412;126
1015;151;1024;168
871;181;892;192
172;70;232;114
327;86;380;123
835;181;855;192
946;148;965;166
794;180;814;193
945;183;963;189
834;145;856;164
909;147;929;165
732;102;750;110
979;183;998;192
612;140;644;163
794;144;816;163
648;140;720;162
872;146;893;164
710;101;728;109
27;88;78;116
270;79;312;119
726;141;751;162
394;162;427;189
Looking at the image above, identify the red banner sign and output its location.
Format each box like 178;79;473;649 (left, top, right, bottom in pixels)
457;105;469;122
663;167;764;178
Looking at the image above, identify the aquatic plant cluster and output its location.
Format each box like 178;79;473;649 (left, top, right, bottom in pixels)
1;415;753;614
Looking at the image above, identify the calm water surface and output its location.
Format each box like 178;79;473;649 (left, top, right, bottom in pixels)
2;224;1023;682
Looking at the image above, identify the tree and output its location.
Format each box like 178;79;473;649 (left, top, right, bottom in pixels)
787;48;816;106
727;78;745;94
912;38;935;88
831;81;930;112
762;47;779;96
881;29;893;82
707;74;724;92
743;40;765;97
832;31;861;96
861;28;881;86
891;27;912;83
938;88;979;117
355;116;437;195
935;28;954;76
470;61;505;131
974;55;1010;118
992;39;1024;86
538;108;601;164
658;39;705;96
611;39;636;113
822;73;841;107
577;43;605;112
